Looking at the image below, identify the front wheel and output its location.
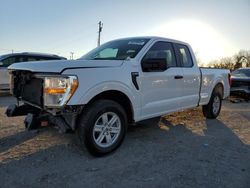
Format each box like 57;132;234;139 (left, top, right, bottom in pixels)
202;92;222;119
77;100;127;156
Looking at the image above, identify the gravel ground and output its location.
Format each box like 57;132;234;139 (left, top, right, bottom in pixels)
0;95;249;188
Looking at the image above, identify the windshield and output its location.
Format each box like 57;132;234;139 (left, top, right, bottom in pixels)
232;69;250;78
81;38;150;60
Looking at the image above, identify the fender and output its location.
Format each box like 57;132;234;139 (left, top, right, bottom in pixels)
211;75;228;99
199;74;228;105
67;81;141;120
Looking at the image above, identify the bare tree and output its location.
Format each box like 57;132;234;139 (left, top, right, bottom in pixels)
233;50;250;69
208;57;234;70
208;49;250;70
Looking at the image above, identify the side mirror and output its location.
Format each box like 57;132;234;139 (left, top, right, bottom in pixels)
141;58;167;72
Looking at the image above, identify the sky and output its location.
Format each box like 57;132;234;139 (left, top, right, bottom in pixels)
0;0;249;64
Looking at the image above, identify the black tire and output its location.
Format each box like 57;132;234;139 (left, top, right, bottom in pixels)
202;91;222;119
77;100;127;156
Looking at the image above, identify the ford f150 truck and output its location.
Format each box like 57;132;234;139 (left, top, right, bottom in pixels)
6;37;231;156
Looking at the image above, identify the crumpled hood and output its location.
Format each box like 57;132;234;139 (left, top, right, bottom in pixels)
8;59;123;73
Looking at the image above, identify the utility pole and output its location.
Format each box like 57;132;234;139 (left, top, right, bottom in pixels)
97;21;103;47
70;52;74;60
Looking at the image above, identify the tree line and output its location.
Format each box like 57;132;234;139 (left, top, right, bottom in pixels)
199;50;250;70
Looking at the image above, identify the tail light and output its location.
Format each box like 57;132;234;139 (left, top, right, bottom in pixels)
228;73;232;86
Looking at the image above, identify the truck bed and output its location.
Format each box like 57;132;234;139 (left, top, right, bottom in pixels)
199;68;230;105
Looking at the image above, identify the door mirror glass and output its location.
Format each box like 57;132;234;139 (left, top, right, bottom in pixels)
141;58;167;72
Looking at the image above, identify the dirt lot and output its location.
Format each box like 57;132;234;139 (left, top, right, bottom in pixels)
0;95;250;188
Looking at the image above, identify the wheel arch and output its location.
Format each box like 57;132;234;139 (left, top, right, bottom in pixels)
213;82;224;98
82;90;135;124
212;73;230;99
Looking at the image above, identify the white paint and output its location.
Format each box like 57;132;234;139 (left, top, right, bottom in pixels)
9;37;230;122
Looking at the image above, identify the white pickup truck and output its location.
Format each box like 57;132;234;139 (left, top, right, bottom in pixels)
6;37;231;155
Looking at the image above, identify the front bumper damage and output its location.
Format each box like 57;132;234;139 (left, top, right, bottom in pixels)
6;103;84;132
6;70;83;132
230;78;250;100
230;87;250;100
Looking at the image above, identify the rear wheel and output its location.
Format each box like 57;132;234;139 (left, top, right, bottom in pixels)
202;92;222;119
77;100;127;156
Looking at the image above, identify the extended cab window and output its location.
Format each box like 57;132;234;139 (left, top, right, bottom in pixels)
176;44;193;67
143;41;177;67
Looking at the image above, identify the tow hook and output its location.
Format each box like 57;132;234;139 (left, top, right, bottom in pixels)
24;113;39;130
23;113;71;133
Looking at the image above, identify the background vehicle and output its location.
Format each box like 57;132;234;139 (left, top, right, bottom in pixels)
0;52;66;90
6;37;230;156
230;68;250;100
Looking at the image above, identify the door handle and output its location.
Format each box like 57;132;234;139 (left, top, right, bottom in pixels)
174;75;183;79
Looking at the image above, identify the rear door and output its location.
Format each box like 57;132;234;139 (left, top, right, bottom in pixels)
174;43;200;108
139;41;183;119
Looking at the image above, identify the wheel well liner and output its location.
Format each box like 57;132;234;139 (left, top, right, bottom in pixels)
86;90;134;124
213;83;224;98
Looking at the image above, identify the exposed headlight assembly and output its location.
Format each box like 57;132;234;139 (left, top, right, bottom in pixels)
43;76;78;107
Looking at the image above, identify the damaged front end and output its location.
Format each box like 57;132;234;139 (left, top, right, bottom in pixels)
6;70;83;132
230;78;250;100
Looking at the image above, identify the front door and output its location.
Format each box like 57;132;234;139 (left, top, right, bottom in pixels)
139;41;183;119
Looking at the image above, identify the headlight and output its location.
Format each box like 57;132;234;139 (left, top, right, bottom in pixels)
43;76;78;107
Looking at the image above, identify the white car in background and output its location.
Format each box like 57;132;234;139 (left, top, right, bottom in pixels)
0;52;66;90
